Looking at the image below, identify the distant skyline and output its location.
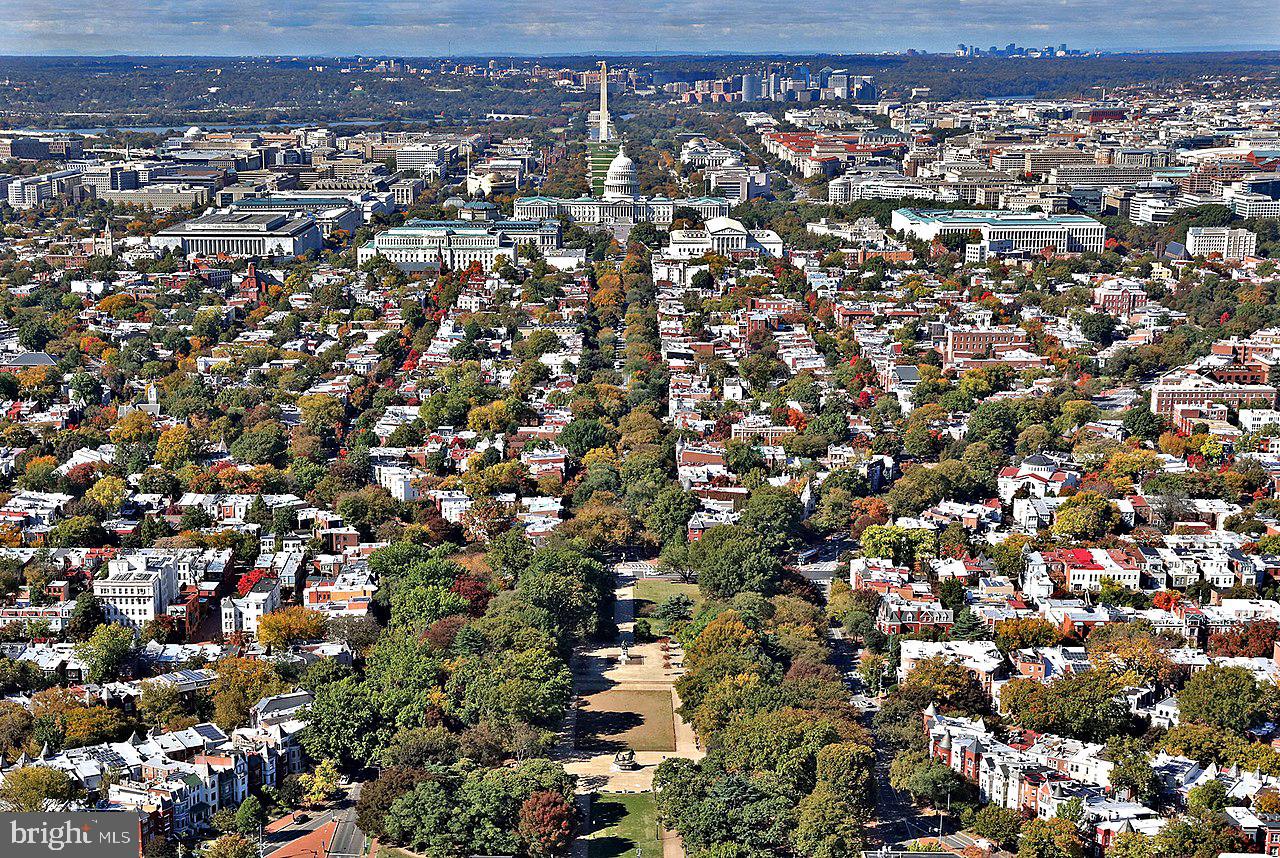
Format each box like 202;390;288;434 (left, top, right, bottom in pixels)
0;0;1277;57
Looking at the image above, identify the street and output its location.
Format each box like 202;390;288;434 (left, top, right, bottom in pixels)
264;783;365;858
828;626;938;846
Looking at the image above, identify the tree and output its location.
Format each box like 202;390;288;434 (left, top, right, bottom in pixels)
204;835;258;858
1050;491;1120;539
792;785;865;858
815;741;876;821
355;768;427;838
1207;620;1280;658
257;606;328;649
644;485;697;547
559;418;615;459
1000;672;1129;742
211;658;292;731
654;593;695;627
1018;818;1084;858
299;677;387;770
738;486;805;546
994;617;1061;652
1107;832;1152;858
65;592;105;641
1105;736;1160;803
950;608;987;642
155;424;196;469
859;525;935;567
382;778;458;854
76;623;136;684
1254;790;1280;815
299;758;342;805
235;794;267;835
1122;406;1166;442
1187;779;1227;815
1154;810;1249;858
0;765;80;811
297;394;344;434
1079;312;1117;345
890;750;966;809
138;680;191;731
936;577;966;612
86;475;128;512
517;789;578;857
970;805;1022;849
46;516;108;548
678;525;782;598
1085;620;1176;686
560;495;643;550
1178;664;1265;735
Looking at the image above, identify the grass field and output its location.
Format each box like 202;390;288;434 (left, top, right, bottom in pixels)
633;578;704;620
575;688;676;752
586;792;662;858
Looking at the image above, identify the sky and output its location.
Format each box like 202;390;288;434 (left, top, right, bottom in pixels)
0;0;1277;56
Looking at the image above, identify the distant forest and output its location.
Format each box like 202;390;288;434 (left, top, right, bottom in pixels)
0;52;1278;128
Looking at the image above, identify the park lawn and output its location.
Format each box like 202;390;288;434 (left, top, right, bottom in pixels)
576;688;676;752
586;792;662;858
633;578;704;620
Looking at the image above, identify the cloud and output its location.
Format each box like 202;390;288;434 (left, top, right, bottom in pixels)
0;0;1274;55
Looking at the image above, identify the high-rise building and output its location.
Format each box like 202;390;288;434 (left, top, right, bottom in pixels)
1186;226;1258;261
740;73;762;102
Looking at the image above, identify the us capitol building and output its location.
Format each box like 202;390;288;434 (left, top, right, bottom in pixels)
514;146;730;235
513;64;730;236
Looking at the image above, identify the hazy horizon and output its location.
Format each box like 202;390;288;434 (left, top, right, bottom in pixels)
0;0;1276;57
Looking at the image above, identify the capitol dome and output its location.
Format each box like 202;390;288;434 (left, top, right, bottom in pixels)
603;146;638;200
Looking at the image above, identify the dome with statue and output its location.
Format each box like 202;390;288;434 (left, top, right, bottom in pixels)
602;147;638;200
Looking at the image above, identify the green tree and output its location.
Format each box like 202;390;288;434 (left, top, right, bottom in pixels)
679;525;782;598
859;525;935;567
75;623;136;684
738;486;805;546
299;677;387;770
1178;665;1266;734
1106;736;1160;803
970;805;1022;849
65;593;105;641
558;418;615;459
234;794;266;835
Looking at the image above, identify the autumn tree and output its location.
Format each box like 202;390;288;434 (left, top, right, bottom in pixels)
517;789;578;857
994;617;1062;652
211;658;292;730
0;765;80;811
257;606;328;650
1018;818;1084;858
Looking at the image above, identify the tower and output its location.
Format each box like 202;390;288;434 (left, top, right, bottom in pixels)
586;58;621;197
598;61;610;143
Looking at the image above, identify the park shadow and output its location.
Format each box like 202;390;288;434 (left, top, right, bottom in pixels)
586;835;635;858
589;798;629;829
574;708;645;752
